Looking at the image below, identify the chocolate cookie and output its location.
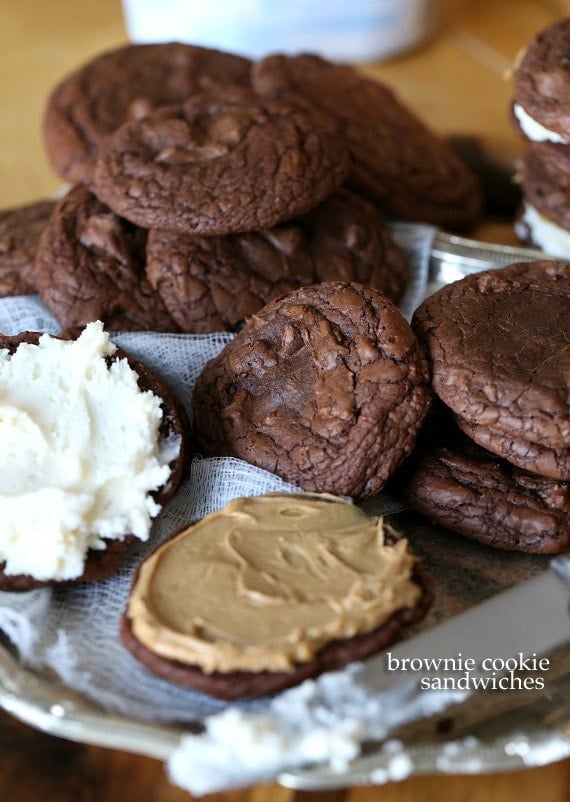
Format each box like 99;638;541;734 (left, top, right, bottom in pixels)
121;563;431;700
43;43;252;183
412;261;570;452
456;416;570;481
251;53;482;233
0;199;55;296
192;282;432;498
90;86;349;235
146;188;410;333
401;413;570;554
0;536;138;592
513;19;570;144
520;143;570;232
34;185;179;333
0;329;190;591
121;493;432;699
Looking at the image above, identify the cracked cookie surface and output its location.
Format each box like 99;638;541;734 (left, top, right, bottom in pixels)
513;18;570;142
90;86;349;235
192;281;432;498
521;143;570;230
35;185;178;333
43;42;252;183
252;53;482;233
146;188;410;333
456;415;569;481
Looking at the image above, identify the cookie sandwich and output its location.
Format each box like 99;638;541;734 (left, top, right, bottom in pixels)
192;282;433;498
43;42;253;184
512;18;570;147
511;18;570;256
0;199;56;298
515;142;570;258
145;187;410;334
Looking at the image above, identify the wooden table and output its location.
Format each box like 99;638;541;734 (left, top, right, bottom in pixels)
0;0;569;800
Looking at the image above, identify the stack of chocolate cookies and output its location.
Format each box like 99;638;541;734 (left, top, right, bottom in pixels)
400;260;570;554
512;18;570;258
0;42;482;333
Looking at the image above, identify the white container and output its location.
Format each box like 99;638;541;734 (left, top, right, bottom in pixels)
122;0;437;62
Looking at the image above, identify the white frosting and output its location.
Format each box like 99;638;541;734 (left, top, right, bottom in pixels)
167;665;465;795
519;202;570;258
513;103;569;144
0;321;177;581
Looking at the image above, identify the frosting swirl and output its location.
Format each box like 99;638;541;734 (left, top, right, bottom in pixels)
127;493;421;673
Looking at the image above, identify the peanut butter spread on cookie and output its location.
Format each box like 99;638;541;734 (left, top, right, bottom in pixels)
127;493;421;674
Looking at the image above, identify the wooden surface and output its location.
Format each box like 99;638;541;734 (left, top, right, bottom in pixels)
1;0;569;800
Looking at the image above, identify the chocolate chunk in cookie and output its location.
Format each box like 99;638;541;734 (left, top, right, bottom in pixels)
35;185;179;333
252;53;482;233
401;412;570;554
0;199;55;297
146;188;410;333
412;261;570;454
121;493;431;699
192;282;432;498
90;86;349;235
43;43;252;183
513;19;570;144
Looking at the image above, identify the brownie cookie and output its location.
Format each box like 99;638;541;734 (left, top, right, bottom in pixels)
456;417;570;481
512;200;570;258
35;185;178;333
512;19;570;144
121;563;431;700
43;42;252;183
192;282;432;498
0;199;55;296
90;86;349;235
121;494;432;699
0;536;138;592
520;143;570;232
412;261;570;452
146;188;410;333
401;413;570;554
0;327;190;591
251;53;482;232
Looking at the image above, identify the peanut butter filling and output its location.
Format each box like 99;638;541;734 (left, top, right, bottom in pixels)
127;493;421;674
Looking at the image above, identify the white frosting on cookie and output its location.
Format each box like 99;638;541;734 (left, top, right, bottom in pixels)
0;321;177;581
518;202;570;258
513;103;569;144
